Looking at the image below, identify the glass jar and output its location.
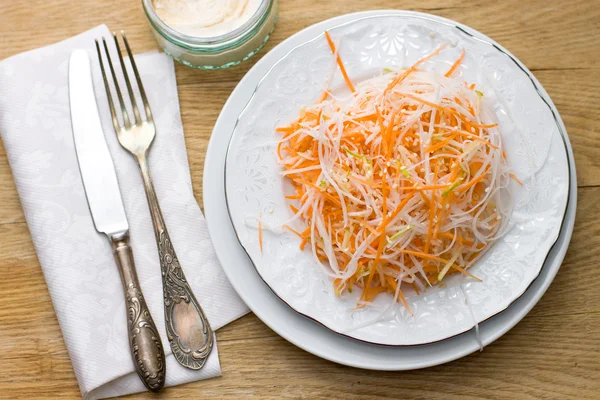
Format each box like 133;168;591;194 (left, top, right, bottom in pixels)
142;0;278;69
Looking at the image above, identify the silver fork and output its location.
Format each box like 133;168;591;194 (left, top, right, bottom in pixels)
95;31;214;370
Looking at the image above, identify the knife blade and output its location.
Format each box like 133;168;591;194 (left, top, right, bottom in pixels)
68;48;166;392
69;49;128;238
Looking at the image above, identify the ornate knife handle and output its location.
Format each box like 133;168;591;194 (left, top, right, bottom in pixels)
138;157;214;370
111;234;166;392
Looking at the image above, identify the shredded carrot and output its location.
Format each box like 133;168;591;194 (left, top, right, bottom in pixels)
460;170;488;193
317;90;330;103
275;126;295;134
273;42;512;308
399;250;447;263
258;213;263;253
457;131;500;149
386;43;448;94
324;31;356;93
510;173;524;186
425;132;460;153
402;184;452;191
445;49;465;77
283;224;303;238
299;237;308;250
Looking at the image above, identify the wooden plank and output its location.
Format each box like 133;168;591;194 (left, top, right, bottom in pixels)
0;0;598;72
0;186;597;399
1;313;599;399
0;0;598;398
172;0;600;86
535;70;600;187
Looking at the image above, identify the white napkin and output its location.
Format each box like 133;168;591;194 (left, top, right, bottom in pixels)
0;25;249;399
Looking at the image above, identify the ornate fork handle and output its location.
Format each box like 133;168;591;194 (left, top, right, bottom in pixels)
137;156;214;370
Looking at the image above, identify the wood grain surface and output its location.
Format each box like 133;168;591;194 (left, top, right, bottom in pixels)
1;0;599;399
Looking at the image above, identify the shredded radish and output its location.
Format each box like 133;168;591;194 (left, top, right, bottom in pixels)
274;39;513;310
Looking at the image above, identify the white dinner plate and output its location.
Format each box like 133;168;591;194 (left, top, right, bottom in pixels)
223;13;570;345
205;10;576;368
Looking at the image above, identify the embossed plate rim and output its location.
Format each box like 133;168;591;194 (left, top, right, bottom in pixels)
224;12;571;346
206;10;576;368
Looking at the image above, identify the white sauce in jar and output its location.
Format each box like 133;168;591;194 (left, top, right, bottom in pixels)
152;0;262;37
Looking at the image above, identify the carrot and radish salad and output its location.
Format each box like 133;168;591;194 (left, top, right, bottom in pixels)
274;33;513;310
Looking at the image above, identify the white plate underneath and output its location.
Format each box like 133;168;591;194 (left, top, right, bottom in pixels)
205;10;576;369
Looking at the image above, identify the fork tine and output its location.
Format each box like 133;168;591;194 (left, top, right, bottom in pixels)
95;39;121;133
121;31;153;121
102;37;131;128
112;32;141;124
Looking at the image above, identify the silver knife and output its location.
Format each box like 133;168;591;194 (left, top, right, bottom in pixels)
68;49;166;392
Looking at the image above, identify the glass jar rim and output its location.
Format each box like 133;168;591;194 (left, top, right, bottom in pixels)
142;0;271;48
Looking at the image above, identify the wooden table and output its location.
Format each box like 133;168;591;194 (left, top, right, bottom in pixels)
1;0;599;398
